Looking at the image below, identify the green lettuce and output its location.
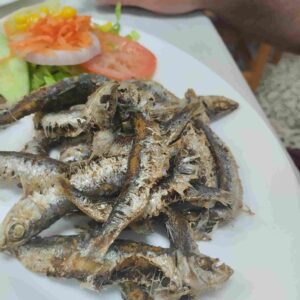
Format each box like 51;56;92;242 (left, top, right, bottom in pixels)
109;2;122;34
29;64;81;91
0;33;29;104
126;30;140;41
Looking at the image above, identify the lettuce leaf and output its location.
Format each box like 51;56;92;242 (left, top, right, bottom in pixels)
29;64;81;91
126;30;140;41
108;2;122;34
95;2;140;40
0;33;29;104
0;34;10;60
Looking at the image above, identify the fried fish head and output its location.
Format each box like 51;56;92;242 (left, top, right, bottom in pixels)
0;213;29;251
84;81;119;130
0;186;72;251
176;251;233;296
0;222;26;251
117;81;185;122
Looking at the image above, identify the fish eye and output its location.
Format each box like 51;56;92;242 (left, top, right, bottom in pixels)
7;223;26;241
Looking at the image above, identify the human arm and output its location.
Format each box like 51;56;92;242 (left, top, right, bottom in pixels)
97;0;300;53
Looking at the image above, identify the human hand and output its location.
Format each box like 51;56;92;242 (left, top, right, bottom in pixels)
96;0;209;14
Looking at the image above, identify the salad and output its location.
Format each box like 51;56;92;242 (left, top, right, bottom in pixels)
0;0;157;105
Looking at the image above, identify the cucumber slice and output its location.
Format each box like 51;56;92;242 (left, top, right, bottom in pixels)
0;34;29;104
0;34;10;60
0;58;29;105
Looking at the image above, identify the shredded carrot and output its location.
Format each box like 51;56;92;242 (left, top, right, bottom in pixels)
9;15;92;57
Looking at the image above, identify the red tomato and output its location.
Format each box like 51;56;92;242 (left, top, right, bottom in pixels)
81;32;157;81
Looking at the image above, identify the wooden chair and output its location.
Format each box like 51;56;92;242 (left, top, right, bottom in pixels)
207;13;282;91
243;43;274;91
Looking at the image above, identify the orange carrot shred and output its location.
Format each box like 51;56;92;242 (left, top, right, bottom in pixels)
9;15;92;57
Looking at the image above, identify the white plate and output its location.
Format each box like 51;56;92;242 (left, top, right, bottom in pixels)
1;21;300;300
0;0;18;8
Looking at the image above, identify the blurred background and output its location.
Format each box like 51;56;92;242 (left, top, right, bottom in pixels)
212;17;300;154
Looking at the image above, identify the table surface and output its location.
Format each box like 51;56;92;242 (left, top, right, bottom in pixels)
1;0;299;178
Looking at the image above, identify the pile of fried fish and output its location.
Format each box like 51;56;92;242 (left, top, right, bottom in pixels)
0;74;243;300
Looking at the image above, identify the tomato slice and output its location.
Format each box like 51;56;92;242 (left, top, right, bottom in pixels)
81;32;157;81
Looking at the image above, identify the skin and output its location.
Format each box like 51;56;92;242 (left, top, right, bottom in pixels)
180;203;238;238
0;145;185;250
97;0;207;14
33;85;237;160
128;80;185;109
169;118;243;240
97;0;300;53
0;152;126;250
35;81;119;140
69;83;195;255
210;0;300;53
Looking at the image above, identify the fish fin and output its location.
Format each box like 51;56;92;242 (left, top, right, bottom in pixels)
186;183;233;207
184;89;210;124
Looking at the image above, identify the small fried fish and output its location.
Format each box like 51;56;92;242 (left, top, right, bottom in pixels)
11;235;233;299
0;184;75;250
87;114;170;256
0;151;67;194
0;74;107;126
